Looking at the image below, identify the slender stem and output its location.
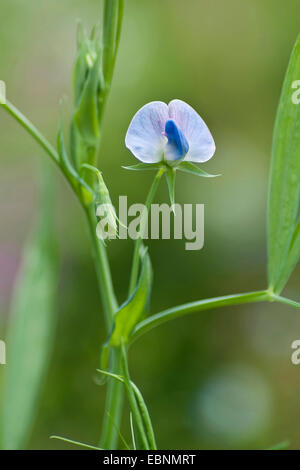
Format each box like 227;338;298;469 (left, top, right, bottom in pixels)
1;103;117;326
2;7;128;450
50;435;103;450
85;203;124;450
100;347;123;449
1;101;60;166
120;343;149;450
98;0;124;125
97;368;157;450
102;0;123;88
84;204;118;327
131;290;270;343
1;101;82;198
273;294;300;309
128;168;165;295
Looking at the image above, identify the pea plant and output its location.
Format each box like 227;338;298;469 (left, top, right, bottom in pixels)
1;1;300;450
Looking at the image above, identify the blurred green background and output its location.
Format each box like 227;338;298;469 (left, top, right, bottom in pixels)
1;0;300;450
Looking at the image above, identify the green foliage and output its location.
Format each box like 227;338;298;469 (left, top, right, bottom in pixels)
123;163;163;171
97;364;157;450
267;440;290;450
71;25;102;169
268;35;300;293
70;1;123;171
1;172;58;450
50;435;103;450
73;50;102;148
110;249;152;347
177;161;219;178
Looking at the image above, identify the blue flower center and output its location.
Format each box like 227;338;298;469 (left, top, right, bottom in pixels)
164;119;189;161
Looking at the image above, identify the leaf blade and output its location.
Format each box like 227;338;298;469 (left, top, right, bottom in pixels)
122;163;162;171
109;249;152;347
177;161;219;177
2;174;59;450
268;35;300;292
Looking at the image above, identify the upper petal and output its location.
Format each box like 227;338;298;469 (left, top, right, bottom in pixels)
168;99;216;162
125;101;169;163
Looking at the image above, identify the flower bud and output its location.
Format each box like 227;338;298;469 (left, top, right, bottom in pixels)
70;24;104;170
95;172;118;240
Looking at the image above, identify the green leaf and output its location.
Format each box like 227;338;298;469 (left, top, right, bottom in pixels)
109;249;152;347
73;50;101;148
122;163;163;171
120;343;149;450
102;0;123;83
97;369;156;450
165;168;176;206
130;413;136;450
266;440;290;450
1;172;59;450
268;35;300;293
57;121;77;184
72;22;90;107
276;218;300;291
50;435;103;450
57;123;94;204
177;161;219;177
130;290;269;343
69;119;85;170
103;411;131;450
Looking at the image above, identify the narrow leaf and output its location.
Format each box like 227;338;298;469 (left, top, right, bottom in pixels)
122;163;162;171
268;35;300;292
109;249;152;347
120;343;149;450
276;217;300;292
74;51;101;147
50;435;103;450
130;413;136;450
130;290;269;343
97;368;156;450
2;172;59;450
102;0;122;83
177;161;219;177
57;123;94;203
72;22;90;106
267;440;290;450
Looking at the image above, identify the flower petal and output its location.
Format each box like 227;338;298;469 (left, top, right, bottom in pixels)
168;99;215;162
164;119;189;161
125;101;169;163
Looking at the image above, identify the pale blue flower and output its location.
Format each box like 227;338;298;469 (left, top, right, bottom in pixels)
125;99;215;164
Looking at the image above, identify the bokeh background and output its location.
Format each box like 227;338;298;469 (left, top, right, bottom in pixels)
1;0;300;450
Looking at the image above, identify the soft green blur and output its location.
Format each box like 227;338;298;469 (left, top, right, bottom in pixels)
1;0;300;450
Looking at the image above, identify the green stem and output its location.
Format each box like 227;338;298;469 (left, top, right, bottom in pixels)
84;3;124;448
100;347;123;449
98;368;157;450
1;8;125;447
85;204;124;450
2;101;83;198
84;204;118;327
120;343;149;449
2;101;60;166
1;102;117;325
50;435;103;450
128;168;165;295
98;0;124;125
102;0;123;88
131;290;270;343
272;294;300;309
